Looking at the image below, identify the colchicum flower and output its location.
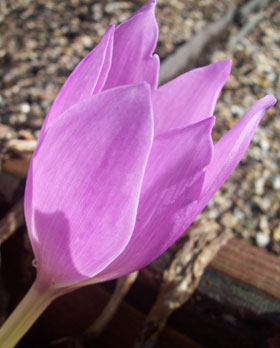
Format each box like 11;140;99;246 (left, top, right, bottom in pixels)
0;1;276;347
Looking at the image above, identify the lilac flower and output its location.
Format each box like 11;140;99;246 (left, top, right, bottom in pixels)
0;1;276;347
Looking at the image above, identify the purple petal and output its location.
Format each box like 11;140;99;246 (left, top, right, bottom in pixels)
103;0;159;91
41;25;115;135
24;83;153;286
199;95;277;209
96;117;215;281
153;60;232;135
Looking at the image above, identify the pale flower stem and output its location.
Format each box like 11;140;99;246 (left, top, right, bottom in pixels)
0;281;57;348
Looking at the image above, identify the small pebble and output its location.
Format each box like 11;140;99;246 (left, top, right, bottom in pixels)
260;138;270;152
255;177;265;195
91;4;103;21
272;175;280;191
273;226;280;241
256;231;270;248
104;3;119;14
81;35;93;48
20;103;31;113
231;104;244;116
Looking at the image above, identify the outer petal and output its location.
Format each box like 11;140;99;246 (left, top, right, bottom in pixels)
153;60;232;135
95;117;215;281
199;95;277;208
41;25;115;135
24;83;153;286
103;0;159;91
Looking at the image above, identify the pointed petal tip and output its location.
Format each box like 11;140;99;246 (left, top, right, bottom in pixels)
208;115;216;127
211;59;232;75
262;94;277;107
245;94;277;124
157;115;215;139
144;0;156;8
219;58;232;67
139;0;157;13
221;58;232;72
104;0;158;91
133;81;152;95
94;23;114;48
99;24;115;46
106;23;116;32
165;116;215;166
197;115;216;133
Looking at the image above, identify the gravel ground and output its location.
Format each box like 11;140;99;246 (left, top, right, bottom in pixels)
199;0;280;254
0;0;279;253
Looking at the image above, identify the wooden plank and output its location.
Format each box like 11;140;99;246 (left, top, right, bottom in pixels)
170;267;280;348
210;238;280;299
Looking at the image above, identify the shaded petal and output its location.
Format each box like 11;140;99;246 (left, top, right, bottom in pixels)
41;25;115;135
96;117;215;281
103;0;159;91
24;83;153;286
153;60;232;135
